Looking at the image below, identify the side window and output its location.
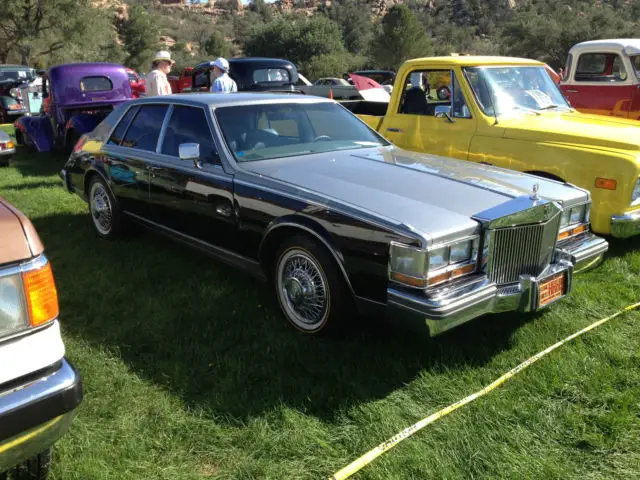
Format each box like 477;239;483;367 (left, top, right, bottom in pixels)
564;53;573;81
160;106;218;164
121;104;168;151
107;106;138;146
575;53;627;82
398;70;453;116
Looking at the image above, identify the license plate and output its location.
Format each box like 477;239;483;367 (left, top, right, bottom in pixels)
538;273;566;307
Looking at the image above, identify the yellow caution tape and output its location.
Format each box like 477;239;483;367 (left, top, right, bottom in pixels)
330;301;640;480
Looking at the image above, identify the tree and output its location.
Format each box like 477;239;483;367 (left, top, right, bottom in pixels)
203;32;232;58
502;1;637;65
327;1;374;55
370;5;433;70
250;0;272;23
0;0;99;65
117;4;160;71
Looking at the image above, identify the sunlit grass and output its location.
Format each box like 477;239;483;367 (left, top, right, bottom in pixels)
1;147;638;479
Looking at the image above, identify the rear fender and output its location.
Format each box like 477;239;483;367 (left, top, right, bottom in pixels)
66;114;100;137
14;116;54;152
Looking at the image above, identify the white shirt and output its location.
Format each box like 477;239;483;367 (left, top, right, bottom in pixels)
211;73;237;93
146;70;172;97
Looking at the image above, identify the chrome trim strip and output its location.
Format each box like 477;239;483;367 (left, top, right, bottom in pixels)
155;104;174;154
0;254;48;280
234;178;428;247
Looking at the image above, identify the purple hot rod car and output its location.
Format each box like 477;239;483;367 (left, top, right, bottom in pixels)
15;63;132;152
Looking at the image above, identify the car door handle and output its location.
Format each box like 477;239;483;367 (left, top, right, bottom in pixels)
147;166;163;171
215;204;233;217
386;128;403;133
566;89;579;93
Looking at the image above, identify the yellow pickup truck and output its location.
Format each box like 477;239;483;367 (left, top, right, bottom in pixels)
344;56;640;237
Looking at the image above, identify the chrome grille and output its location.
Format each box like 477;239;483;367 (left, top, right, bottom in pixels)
487;218;559;285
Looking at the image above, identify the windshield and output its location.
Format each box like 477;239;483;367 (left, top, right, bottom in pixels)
215;102;388;162
463;66;570;116
0;68;34;83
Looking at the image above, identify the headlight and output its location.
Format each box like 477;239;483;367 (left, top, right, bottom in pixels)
558;203;590;240
0;274;28;338
631;178;640;206
569;204;586;224
9;87;20;98
389;237;479;289
450;240;473;264
389;242;428;288
428;246;449;270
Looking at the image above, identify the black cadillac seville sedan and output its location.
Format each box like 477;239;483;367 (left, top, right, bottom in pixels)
60;94;608;336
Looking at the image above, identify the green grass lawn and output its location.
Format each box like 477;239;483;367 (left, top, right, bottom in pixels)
1;146;639;479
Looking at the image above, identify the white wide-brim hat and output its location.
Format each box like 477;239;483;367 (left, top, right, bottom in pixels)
212;57;229;72
153;50;175;64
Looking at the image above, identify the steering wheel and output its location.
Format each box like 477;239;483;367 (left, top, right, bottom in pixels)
313;135;332;142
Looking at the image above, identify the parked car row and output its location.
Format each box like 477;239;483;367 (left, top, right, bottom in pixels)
2;40;638;477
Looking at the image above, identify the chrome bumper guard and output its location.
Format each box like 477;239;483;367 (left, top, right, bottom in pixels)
388;233;608;337
611;210;640;238
0;359;82;471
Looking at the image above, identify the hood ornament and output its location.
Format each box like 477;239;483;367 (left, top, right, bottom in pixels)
530;182;540;201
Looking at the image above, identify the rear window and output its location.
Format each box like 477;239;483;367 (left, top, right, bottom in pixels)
252;68;290;84
575;53;627;82
80;76;113;92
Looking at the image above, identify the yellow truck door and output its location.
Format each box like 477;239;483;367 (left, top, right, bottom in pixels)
379;68;477;160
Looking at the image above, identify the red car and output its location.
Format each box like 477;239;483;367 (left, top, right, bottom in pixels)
126;68;146;98
168;67;194;94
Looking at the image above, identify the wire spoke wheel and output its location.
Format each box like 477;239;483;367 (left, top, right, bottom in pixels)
277;248;330;331
90;182;113;235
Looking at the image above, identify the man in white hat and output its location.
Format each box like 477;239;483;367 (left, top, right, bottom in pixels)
210;57;237;94
146;51;175;97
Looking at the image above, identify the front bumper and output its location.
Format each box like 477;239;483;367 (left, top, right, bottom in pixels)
611;210;640;238
388;233;608;336
0;359;83;471
0;146;15;157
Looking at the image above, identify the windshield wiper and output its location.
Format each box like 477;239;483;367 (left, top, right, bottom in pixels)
539;105;559;110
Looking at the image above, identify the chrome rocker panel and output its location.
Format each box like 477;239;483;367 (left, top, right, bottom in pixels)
388;232;608;337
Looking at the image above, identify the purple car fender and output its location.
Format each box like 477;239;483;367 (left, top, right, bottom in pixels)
65;114;100;144
15;116;54;152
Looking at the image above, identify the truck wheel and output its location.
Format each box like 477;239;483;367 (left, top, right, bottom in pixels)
7;449;51;480
88;176;125;238
273;234;353;334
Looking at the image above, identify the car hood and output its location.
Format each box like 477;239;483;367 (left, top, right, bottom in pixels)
500;110;640;153
242;147;586;246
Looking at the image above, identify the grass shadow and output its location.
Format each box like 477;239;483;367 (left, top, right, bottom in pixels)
32;210;542;424
5;146;67;178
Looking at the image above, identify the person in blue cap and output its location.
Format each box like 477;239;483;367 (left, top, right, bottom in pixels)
210;58;237;93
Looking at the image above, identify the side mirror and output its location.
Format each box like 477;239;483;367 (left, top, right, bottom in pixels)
434;105;455;123
179;142;201;168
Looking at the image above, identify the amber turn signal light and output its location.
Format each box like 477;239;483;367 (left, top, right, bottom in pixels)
22;263;59;327
390;271;427;288
594;177;617;190
7;140;14;149
558;224;587;241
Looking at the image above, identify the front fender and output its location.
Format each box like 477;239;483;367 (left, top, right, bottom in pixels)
15;116;54;152
258;214;354;294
